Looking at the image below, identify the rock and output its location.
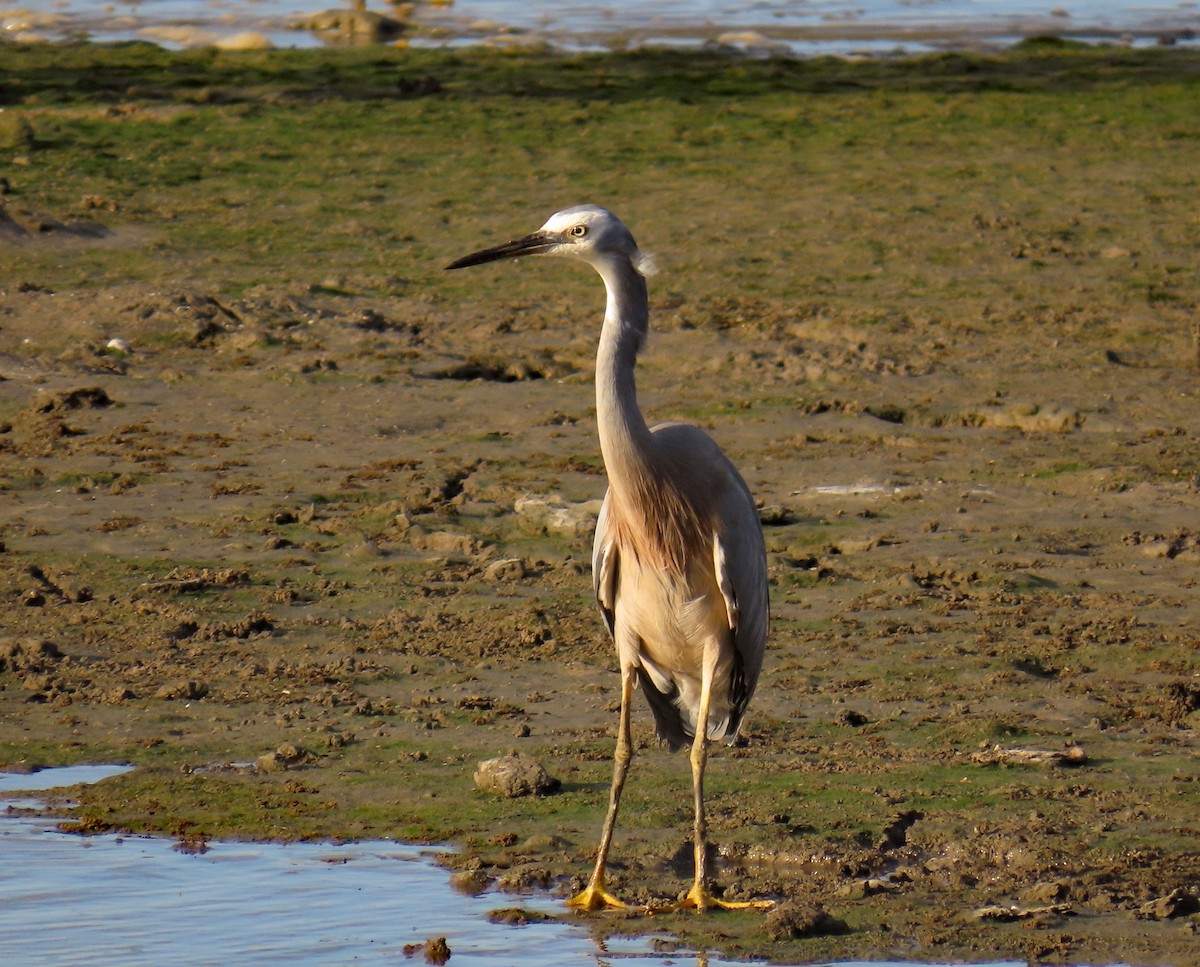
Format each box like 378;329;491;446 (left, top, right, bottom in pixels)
495;864;553;891
1137;888;1200;920
483;558;526;582
139;25;218;47
0;637;62;667
975;901;1072;921
514;494;601;538
153;680;208;701
295;7;406;43
413;530;478;556
486;907;554;925
30;386;113;415
713;30;790;55
256;743;315;772
839;877;895;898
0;110;35;150
969;744;1088;767
473;753;559;798
449;868;492;895
1139;541;1174;559
834;708;871;727
401;936;451;965
400;935;451;965
1021;880;1071;905
961;402;1083;433
765;902;849;940
213;31;274;50
757;504;793;525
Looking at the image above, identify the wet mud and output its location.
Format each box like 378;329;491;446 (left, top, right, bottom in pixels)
1;44;1199;966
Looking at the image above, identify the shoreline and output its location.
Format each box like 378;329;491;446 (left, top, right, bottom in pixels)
2;2;1199;54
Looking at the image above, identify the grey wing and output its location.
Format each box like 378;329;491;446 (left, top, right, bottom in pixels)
712;465;769;732
592;491;617;640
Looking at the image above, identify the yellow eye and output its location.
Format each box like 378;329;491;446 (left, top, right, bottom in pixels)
570;224;589;238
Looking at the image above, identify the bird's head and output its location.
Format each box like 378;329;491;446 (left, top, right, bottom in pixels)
446;205;653;276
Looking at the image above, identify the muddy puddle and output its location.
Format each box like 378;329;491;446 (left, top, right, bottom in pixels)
0;767;1033;967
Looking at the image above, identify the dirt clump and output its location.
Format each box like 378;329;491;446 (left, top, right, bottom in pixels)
473;753;560;798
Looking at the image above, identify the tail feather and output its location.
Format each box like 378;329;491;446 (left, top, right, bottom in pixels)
635;667;742;752
635;667;689;752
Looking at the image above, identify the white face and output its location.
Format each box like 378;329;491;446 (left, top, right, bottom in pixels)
540;206;609;236
537;206;640;267
539;207;611;257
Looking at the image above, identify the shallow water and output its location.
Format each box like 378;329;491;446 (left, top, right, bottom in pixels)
0;766;1033;967
2;0;1198;53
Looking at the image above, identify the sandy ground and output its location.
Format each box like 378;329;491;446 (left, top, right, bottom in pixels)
2;145;1200;961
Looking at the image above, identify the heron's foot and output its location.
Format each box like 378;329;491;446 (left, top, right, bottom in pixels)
671;882;776;914
567;878;634;912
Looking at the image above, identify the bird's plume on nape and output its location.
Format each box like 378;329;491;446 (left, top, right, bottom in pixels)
632;249;658;277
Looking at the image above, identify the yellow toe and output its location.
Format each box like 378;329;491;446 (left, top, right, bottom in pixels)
673;882;775;913
567;881;631;912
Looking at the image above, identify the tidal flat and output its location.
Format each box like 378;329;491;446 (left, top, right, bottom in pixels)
2;42;1199;964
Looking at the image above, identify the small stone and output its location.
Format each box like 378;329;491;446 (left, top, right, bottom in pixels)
757;504;792;525
153;680;208;701
256;752;284;772
213;31;273;50
449;868;492;895
514;494;601;538
415;530;477;556
0;111;35;150
834;709;870;727
257;743;316;772
0;638;62;662
765;902;849;940
423;936;451;965
1021;880;1070;905
838;877;894;898
473;753;559;798
483;558;526;582
1137;888;1200;920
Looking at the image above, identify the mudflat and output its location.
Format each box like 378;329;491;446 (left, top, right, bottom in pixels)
2;43;1199;964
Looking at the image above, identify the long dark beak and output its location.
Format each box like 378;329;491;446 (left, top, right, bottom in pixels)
445;231;558;270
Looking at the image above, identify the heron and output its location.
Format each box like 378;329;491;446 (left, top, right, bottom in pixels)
446;205;770;913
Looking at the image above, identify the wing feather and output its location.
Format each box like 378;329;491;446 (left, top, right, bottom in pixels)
592;493;617;640
713;469;769;732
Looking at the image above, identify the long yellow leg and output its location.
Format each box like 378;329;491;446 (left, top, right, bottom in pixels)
674;660;774;914
568;668;637;911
